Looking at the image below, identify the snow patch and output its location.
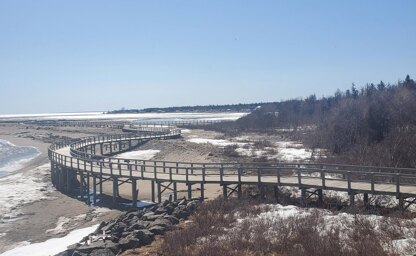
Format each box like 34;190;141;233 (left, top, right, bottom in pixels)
115;150;160;160
0;225;99;256
188;138;245;147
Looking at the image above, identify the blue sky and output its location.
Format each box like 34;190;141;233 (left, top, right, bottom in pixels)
0;1;415;114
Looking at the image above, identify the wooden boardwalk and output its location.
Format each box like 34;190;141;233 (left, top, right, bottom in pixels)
48;125;416;210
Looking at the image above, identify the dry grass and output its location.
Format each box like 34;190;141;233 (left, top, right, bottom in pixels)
156;197;416;256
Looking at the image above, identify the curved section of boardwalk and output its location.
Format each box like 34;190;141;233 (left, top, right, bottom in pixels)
48;125;416;210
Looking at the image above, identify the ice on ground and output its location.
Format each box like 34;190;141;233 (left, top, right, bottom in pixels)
115;150;160;160
180;129;192;133
0;163;52;222
0;225;98;256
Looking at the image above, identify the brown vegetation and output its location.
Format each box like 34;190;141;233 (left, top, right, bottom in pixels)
156;197;416;256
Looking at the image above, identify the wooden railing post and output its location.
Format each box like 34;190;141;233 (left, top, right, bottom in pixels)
396;174;400;195
347;171;352;191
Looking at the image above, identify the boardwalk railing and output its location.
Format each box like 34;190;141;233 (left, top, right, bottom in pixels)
48;125;416;209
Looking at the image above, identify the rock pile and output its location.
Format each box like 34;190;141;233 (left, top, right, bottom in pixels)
56;198;200;256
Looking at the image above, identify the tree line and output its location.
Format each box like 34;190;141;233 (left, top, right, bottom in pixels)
235;75;416;168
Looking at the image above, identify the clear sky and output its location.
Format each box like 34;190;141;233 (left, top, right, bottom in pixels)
0;1;415;114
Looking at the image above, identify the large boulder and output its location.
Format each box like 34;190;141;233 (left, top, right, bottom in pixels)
134;229;153;245
142;212;162;221
148;218;173;229
89;248;116;256
75;240;120;255
118;234;142;250
164;215;179;225
148;225;167;235
172;205;190;219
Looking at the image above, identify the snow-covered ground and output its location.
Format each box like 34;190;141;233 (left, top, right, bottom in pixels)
187;135;319;162
187;138;246;147
115;149;160;160
0;163;53;222
0;225;99;256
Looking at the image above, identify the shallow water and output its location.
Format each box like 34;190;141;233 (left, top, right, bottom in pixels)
0;139;41;177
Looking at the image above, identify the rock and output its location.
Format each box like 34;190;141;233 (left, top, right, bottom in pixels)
148;225;167;235
148;218;172;229
128;222;147;231
76;240;119;255
119;234;142;250
178;198;187;206
154;206;167;214
186;200;199;212
142;212;162;221
134;229;153;245
164;215;179;225
165;205;174;215
101;221;116;233
54;199;200;255
93;221;107;235
89;248;116;256
111;222;128;236
172;205;189;219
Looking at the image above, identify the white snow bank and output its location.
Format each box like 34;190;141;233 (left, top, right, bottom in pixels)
115;150;160;160
0;225;98;256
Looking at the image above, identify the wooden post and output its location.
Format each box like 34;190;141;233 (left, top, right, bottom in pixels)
151;181;155;202
396;174;401;196
398;195;404;211
238;168;242;199
92;175;97;205
223;185;227;199
301;188;306;205
86;173;90;205
277;168;281;185
157;182;162;203
132;178;137;207
79;171;84;199
173;182;177;201
274;185;279;202
200;182;204;200
349;193;355;207
112;177;118;205
66;168;72;194
371;173;375;193
187;183;192;199
99;173;103;196
317;189;323;204
363;193;369;208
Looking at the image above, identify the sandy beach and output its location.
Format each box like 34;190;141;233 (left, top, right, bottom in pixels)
0;122;230;253
0;123;123;253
